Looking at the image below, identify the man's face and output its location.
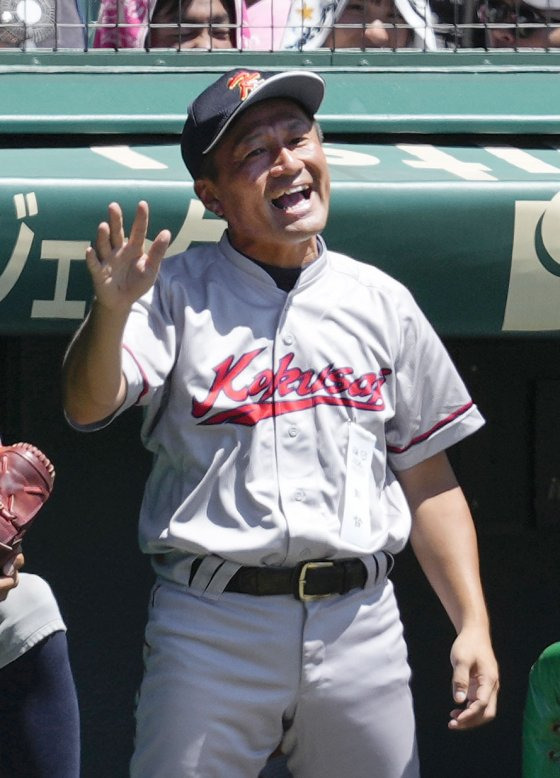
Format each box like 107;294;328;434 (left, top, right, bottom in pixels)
195;99;331;267
479;0;560;46
149;0;233;49
327;0;412;48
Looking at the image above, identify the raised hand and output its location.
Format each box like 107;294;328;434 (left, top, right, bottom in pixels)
86;200;171;312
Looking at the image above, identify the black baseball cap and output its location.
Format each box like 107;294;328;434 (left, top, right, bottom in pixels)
180;69;326;180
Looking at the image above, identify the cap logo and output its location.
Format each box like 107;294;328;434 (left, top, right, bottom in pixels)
227;71;263;102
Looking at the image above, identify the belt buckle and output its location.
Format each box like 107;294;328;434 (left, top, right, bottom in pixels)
297;561;335;601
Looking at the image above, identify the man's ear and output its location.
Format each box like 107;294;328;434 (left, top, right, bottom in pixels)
194;179;225;218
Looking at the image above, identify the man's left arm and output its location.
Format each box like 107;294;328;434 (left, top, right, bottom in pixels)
396;450;499;731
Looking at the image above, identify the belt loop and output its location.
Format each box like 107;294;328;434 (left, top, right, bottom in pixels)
383;551;395;577
204;560;242;596
372;554;380;583
364;551;391;587
189;556;225;592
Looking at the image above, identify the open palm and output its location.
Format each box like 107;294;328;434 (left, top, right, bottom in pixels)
86;200;171;312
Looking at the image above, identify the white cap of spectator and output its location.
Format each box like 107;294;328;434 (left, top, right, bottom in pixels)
521;0;560;9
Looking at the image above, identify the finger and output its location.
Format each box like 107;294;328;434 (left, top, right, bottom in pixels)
2;559;15;577
95;221;112;261
107;202;125;249
128;201;150;251
140;231;171;287
146;229;172;273
451;661;470;706
12;552;24;572
2;551;24;577
449;700;493;730
449;681;498;730
85;245;102;278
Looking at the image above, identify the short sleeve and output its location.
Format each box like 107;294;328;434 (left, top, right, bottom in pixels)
386;288;484;471
0;574;66;669
121;280;177;405
66;277;178;433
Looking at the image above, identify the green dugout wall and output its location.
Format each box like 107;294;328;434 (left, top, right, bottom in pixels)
3;53;560;335
1;51;560;777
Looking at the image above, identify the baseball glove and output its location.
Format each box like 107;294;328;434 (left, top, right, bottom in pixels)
0;443;55;565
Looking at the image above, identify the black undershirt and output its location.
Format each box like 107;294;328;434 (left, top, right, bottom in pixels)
252;259;302;292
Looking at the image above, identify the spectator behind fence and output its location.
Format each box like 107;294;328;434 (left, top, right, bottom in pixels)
281;0;438;48
91;0;438;50
0;0;85;48
478;0;560;46
240;0;439;49
326;0;417;48
93;0;238;48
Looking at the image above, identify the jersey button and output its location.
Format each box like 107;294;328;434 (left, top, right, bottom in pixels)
283;334;294;345
288;426;298;438
294;490;305;502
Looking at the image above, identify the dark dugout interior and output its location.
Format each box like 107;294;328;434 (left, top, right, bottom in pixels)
1;334;559;778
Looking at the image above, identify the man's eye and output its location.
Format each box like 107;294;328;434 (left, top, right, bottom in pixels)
212;27;231;38
245;147;265;159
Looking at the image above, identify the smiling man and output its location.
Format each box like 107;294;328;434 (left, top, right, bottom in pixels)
62;69;499;778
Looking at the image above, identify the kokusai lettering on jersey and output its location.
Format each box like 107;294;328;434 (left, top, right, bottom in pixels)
192;349;393;426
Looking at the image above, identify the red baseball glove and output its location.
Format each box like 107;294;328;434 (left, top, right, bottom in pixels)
0;443;55;565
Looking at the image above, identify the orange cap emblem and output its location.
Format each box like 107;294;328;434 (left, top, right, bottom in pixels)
227;71;263;101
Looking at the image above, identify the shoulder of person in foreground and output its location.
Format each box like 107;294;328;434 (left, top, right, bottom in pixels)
0;571;66;670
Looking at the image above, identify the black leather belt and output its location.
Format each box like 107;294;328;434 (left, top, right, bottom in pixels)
189;557;368;601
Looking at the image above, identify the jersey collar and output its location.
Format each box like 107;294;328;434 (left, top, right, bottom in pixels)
218;232;328;292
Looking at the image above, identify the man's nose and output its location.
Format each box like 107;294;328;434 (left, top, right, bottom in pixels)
270;147;303;176
364;19;393;44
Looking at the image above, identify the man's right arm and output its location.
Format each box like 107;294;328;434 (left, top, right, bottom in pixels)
62;300;131;426
62;200;170;426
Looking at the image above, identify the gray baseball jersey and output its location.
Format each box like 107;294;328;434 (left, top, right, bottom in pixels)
94;232;483;576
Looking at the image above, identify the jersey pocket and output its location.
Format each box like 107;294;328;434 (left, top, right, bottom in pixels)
340;422;384;548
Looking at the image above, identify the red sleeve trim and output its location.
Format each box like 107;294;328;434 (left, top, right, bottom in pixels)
122;343;150;403
387;402;474;455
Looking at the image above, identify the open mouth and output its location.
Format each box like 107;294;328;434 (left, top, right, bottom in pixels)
271;186;312;210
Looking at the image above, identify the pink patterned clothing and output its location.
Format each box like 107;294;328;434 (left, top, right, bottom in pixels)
243;0;291;49
93;0;156;49
93;0;155;47
93;0;246;48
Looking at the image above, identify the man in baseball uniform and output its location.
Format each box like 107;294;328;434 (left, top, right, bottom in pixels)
62;68;499;777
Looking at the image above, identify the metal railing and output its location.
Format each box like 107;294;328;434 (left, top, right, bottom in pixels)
1;0;560;52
